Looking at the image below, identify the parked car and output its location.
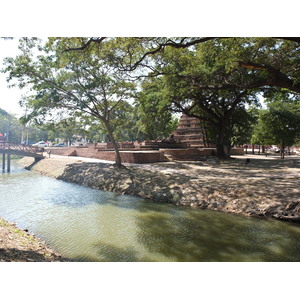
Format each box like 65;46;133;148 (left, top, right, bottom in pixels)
54;143;66;147
32;141;48;148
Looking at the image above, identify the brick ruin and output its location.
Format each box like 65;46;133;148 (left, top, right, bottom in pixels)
172;114;214;148
48;114;243;163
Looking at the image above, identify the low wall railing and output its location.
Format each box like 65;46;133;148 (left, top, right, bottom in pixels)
0;142;41;155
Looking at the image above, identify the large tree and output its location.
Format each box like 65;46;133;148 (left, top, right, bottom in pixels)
139;44;259;158
85;101;146;142
40;116;89;145
59;37;300;93
136;37;300;158
3;38;135;167
136;78;179;140
0;109;22;144
4;37;300;160
257;102;300;158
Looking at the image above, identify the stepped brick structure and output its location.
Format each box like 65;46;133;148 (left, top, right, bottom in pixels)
172;114;214;148
48;114;243;163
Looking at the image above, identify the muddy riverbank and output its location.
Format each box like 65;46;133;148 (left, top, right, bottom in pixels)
18;154;300;222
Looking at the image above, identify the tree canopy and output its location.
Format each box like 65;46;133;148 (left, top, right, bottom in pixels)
3;38;136;166
255;101;300;158
2;37;300;160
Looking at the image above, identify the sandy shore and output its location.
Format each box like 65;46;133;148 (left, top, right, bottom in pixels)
18;153;300;222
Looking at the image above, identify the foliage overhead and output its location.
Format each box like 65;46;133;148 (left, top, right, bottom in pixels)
3;38;137;166
2;37;300;161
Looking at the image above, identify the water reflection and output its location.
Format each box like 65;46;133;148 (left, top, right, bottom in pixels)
1;161;300;262
135;208;300;261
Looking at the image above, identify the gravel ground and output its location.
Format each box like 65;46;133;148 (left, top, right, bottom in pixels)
130;154;300;220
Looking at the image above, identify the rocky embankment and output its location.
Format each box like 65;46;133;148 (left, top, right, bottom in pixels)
18;154;300;222
0;217;66;262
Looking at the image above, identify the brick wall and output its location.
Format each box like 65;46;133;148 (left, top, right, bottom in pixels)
159;148;215;160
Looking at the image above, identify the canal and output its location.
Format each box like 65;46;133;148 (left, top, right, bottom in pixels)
1;160;300;262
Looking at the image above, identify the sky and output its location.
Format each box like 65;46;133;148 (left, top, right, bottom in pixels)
0;38;24;117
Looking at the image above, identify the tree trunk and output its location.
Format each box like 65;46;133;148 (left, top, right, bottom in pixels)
215;142;227;159
252;144;255;154
215;124;230;159
105;122;122;167
280;142;285;159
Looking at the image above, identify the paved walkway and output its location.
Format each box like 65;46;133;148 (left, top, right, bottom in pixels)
49;154;115;164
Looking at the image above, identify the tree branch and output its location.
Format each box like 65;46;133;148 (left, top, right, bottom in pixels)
64;37;106;52
237;61;300;93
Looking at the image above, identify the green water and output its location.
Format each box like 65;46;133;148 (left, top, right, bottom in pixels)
1;161;300;261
